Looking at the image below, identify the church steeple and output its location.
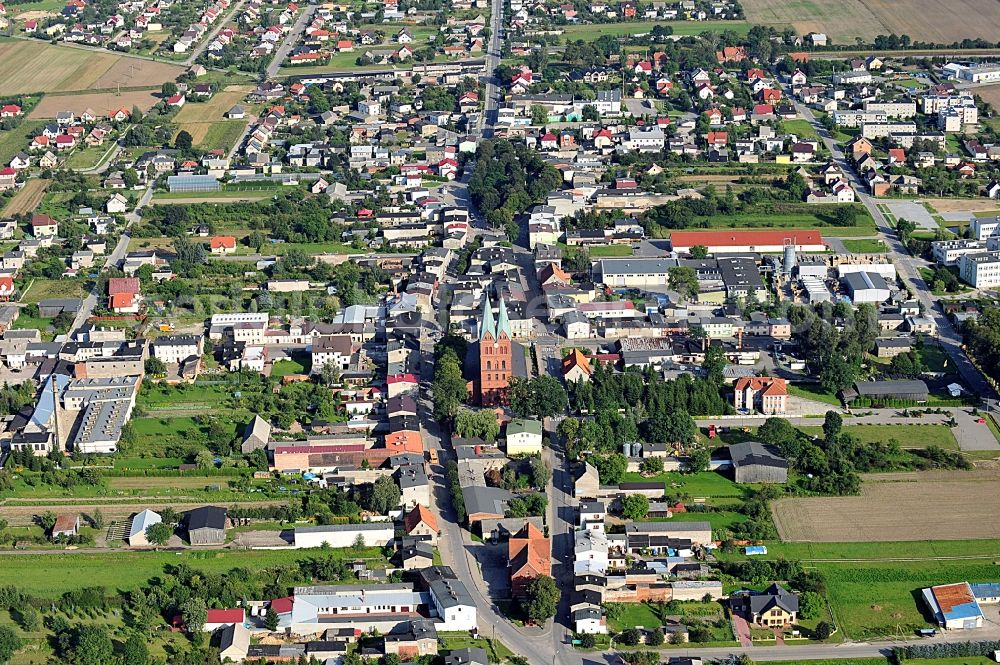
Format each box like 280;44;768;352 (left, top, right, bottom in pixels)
496;295;512;340
479;295;496;341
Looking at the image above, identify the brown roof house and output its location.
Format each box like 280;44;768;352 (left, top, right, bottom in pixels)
508;522;551;599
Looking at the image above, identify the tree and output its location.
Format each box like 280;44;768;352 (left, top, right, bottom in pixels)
509;376;569;418
639;456;663;475
38;511;56;535
368;475;401;514
320;361;342;387
690;245;709;259
618;628;642;646
799;591;823;620
433;349;467;423
180;597;208;633
703;345;727;385
668;266;699;299
0;625;21;664
91;508;105;530
530;105;548;125
15;606;39;632
530;458;550;489
592;453;627;484
144;357;166;376
161;81;178;97
121;633;149;665
73;625;114;665
685;446;711;473
579;633;596;648
194;449;215;470
264;607;279;631
621;494;649;520
522;575;559;623
174;130;194;151
454;408;500;442
145;522;172;546
822;411;842;446
814;621;832;640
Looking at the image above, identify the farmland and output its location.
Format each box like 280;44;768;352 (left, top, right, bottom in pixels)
560;20;754;38
741;0;1000;44
796;424;959;450
772;470;1000;542
28;89;161;119
172;85;252;151
0;119;46;165
0;38;182;95
0;178;48;217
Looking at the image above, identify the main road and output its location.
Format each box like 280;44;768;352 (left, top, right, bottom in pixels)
785;88;996;401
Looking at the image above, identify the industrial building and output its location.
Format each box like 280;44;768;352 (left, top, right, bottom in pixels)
670;230;825;254
843;271;892;304
727;442;788;484
922;582;1000;630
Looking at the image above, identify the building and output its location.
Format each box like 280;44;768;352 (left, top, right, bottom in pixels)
127;509;162;546
728;442;788;484
597;258;673;288
186;506;227;545
241;414;271;453
562;348;593;382
204;608;246;631
290;584;427;634
294;523;394;548
625;521;713;550
311;334;355;371
932;239;986;266
843;271;891;304
733;376;787;415
210;236;237;255
574;462;600;498
845;379;929;403
403;504;439;544
383;619;439;658
52;514;79;538
445;648;488;665
670;230;825;254
424;568;478;631
959;251;1000;288
742;583;799;627
508;522;551;599
875;337;913;358
922;582;986;630
971;216;1000;240
473;296;513;406
218;623;250;662
505;418;543;455
151;335;202;365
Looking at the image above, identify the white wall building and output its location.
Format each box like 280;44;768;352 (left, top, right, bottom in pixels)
959;251;1000;288
293;523;394;548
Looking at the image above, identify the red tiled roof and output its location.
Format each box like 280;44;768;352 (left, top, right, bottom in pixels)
206;609;245;624
108;277;140;295
670;229;823;248
404;504;438;534
735;376;787;396
269;597;293;614
210;235;236;249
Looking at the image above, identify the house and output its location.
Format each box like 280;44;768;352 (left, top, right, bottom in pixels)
508;522;550;599
505;418;543;455
52;514;80;538
128;509;163;546
210;235;237;255
741;584;799;627
733;376;787;414
31;214;58;237
151;334;202;365
0;167;15;191
311;334;354;371
204;608;246;631
562;348;592;383
241;414;271;453
400;540;434;570
445;648;488;665
186;506;227;545
108;276;141;314
728;442;788;484
574;462;599;497
106;193;128;214
218;623;250;662
403;504;439;544
383;619;438;658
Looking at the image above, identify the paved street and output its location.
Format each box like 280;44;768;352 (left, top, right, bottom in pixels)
267;6;316;78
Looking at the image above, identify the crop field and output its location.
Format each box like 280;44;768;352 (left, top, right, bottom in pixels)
560;20;754;38
172;86;252;150
772;470;1000;542
741;0;1000;44
29;89;161;119
0;39;182;94
0;178;48;217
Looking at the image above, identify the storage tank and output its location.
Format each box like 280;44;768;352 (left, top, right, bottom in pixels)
783;243;797;275
631;442;642;457
623;442;631;456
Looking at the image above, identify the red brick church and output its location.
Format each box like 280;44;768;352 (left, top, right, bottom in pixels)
467;295;515;406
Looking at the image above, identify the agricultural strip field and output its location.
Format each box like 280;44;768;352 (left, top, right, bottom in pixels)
742;0;1000;44
29;89;161;119
796;424;959;450
559;20;753;38
172;85;252;151
0;548;387;597
0;179;49;217
0;38;182;94
772;470;1000;542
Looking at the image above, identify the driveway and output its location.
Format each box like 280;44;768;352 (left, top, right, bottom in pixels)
882;200;938;231
732;614;753;648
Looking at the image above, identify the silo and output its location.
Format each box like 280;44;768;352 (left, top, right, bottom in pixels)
783;243;797;275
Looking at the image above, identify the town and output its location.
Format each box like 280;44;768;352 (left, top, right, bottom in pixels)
4;0;1000;664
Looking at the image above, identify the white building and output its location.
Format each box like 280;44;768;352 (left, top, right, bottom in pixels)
293;523;394;548
971;217;1000;241
311;334;354;372
843;271;892;304
574;528;609;575
428;577;477;631
932;239;987;266
208;312;269;342
127;509;162;546
959;251;1000;288
151;334;203;365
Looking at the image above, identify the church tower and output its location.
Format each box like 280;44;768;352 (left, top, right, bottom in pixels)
478;294;513;406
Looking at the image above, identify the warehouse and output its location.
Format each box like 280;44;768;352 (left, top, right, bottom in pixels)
923;582;984;630
843;271;891;304
728;442;788;484
845;379;929;403
294;523;395;549
596;258;674;288
624;521;712;550
670;230;825;254
186;506;228;546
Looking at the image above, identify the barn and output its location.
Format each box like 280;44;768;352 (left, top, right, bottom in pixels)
186;506;228;546
729;442;788;484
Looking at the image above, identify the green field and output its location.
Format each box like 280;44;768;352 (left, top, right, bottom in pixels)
0;548;387;597
560;20;752;38
748;539;1000;562
796;424;959;450
621;470;743;498
271;354;310;377
589;244;633;257
196;120;246;152
19;278;88;304
788;383;842;406
0;119;45;164
842;238;887;253
781;118;820;140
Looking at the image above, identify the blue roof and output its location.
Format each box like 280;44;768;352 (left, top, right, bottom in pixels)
970;582;1000;599
943;601;983;621
31;374;71;428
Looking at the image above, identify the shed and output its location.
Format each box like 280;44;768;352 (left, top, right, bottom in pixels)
186;506;227;546
729;441;788;484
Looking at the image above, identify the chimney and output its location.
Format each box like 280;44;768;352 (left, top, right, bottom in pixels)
51;378;62;453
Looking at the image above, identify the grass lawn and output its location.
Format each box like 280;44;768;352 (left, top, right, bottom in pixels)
746;539;1000;562
796;424;959;450
919;267;972;295
653;510;747;530
918;344;953;373
589;244;633;257
268;241;365;255
0;548;388;597
788;383;842;407
606;602;662;632
782;118;819;140
621;470;743;498
10;312;54;339
63;143;115;170
271;353;310;377
842;238;887;253
0;119;46;164
19;278;88;303
687;205;876;237
560;20;752;38
437;635;514;663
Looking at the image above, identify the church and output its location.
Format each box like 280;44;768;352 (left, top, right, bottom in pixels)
465;294;528;406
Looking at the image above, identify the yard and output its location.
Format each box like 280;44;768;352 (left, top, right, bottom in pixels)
842;238;887;253
0;119;46;165
781;119;819;140
270;353;311;377
796;424;959;450
19;278;89;304
787;383;842;406
63;143;117;170
621;470;743;498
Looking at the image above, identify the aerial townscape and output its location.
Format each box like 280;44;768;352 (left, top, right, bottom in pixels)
8;0;1000;665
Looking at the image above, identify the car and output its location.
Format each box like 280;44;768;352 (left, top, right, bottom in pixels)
976;417;987;424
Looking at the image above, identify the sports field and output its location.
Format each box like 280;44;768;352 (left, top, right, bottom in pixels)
0;38;182;94
741;0;1000;44
772;470;1000;542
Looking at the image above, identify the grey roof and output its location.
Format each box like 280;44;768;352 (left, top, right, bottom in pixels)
462;485;514;517
445;648;488;665
729;442;787;469
187;506;227;531
854;379;928;397
600;257;674;276
429;576;475;609
843;271;889;292
748;583;799;615
625;521;711;534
